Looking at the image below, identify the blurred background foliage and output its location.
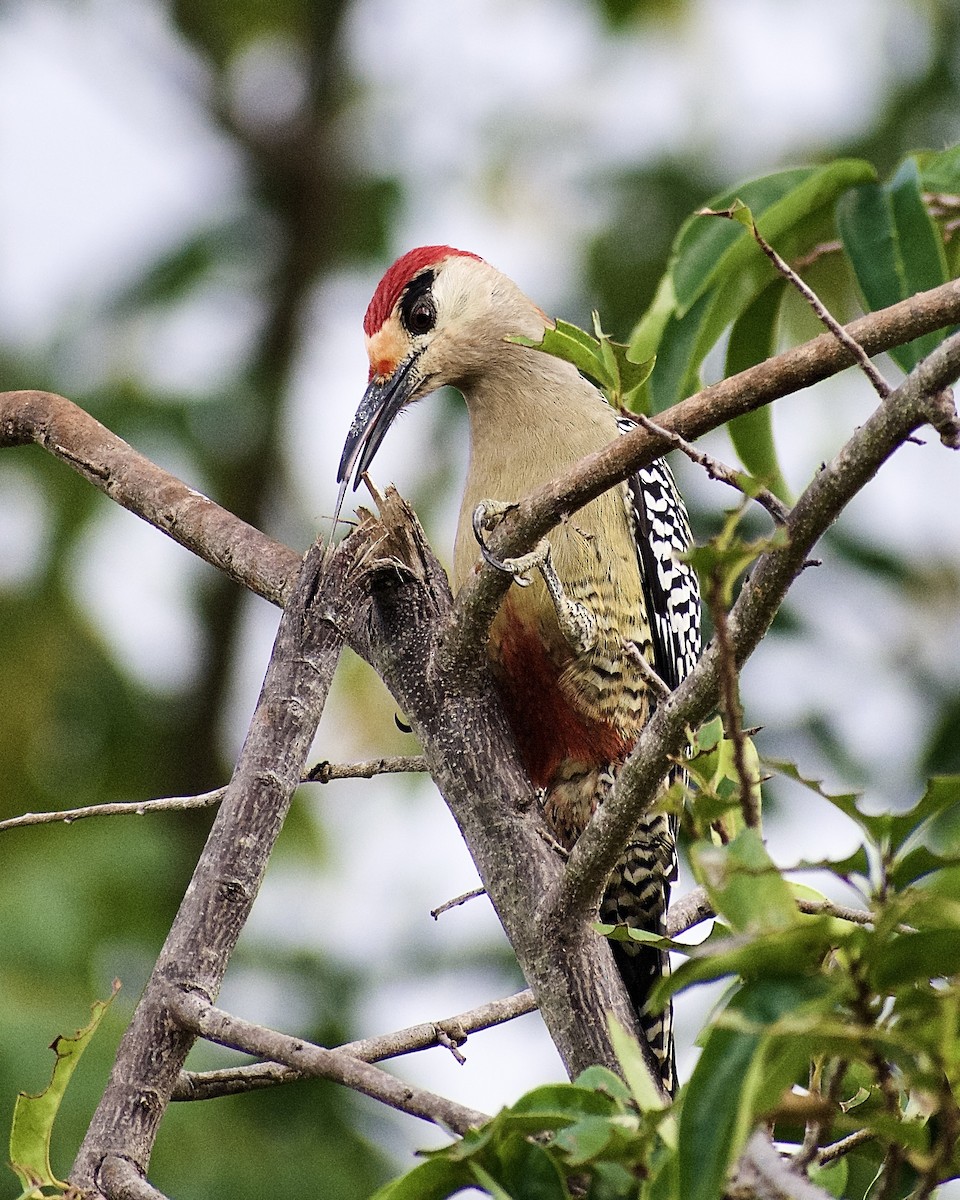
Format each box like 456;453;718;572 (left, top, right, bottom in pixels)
1;0;959;1195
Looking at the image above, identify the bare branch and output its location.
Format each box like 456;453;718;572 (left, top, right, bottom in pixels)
70;537;345;1195
0;390;300;605
633;411;790;524
305;754;427;782
667;886;714;936
816;1129;875;1166
1;756;428;833
171;988;489;1134
722;209;892;400
338;989;538;1064
0;789;226;832
431;887;487;918
172;987;537;1101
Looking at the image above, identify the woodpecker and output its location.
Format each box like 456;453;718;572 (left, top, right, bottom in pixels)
336;246;701;1093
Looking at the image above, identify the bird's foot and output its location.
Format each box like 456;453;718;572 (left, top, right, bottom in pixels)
472;498;598;655
471;499;550;587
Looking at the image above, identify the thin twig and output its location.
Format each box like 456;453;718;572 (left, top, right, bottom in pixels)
792;1058;848;1174
742;214;892;400
792;240;843;271
816;1128;875;1166
171;887;869;1104
633;412;790;524
305;755;427;782
431;887;486;919
708;581;761;830
0;789;227;831
1;756;430;832
794;899;873;926
666;886;714;936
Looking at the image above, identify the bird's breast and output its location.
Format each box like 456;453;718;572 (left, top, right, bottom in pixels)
489;590;630;793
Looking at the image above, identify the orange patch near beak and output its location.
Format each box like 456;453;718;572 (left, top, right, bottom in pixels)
365;321;407;385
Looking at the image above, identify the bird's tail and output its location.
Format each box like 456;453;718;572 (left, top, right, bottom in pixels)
599;813;677;1096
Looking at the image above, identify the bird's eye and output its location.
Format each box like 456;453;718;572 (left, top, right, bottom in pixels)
403;294;437;336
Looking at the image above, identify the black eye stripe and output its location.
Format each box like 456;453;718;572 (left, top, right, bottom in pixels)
399;270;437;335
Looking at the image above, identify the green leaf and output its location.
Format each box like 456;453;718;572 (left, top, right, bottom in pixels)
810;1157;848;1198
678;1026;759;1200
896;774;960;853
868;929;960;991
469;1161;517;1200
550;1116;614;1168
497;1137;568;1200
632;160;875;411
888;844;960;890
9;983;119;1196
573;1066;633;1106
678;978;823;1200
837;157;949;373
513;319;611;387
763;759;876;836
691;828;797;934
511;317;655;411
506;1084;614;1120
917;142;960;193
724;282;792;502
688;509;787;609
686;729;764;841
369;1156;470;1200
654;918;841;1005
608;1015;667;1112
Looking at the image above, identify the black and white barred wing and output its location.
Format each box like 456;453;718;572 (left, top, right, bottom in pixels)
618;416;702;692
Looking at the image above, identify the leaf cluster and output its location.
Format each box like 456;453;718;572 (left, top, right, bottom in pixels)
371;1052;675;1200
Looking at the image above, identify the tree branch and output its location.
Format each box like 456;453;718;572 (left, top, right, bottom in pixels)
633;411;790;524
170;988;489;1134
69;537;345;1197
173;989;538;1102
0;757;428;832
0;389;300;606
0;789;227;831
325;491;644;1079
304;754;427;782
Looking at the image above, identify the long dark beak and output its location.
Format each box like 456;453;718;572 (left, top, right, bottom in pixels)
329;351;423;543
337;351;422;490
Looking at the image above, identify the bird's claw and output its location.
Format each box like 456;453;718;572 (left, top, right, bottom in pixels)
472;500;551;586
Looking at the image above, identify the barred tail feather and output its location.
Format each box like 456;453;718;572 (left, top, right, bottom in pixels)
600;822;677;1096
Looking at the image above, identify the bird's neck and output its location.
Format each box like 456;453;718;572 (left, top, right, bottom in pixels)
452;354;620;587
